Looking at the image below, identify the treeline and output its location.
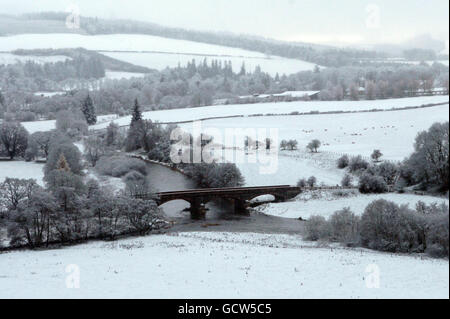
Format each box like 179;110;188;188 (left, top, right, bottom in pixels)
0;121;164;249
0;55;105;85
23;12;387;67
2;57;448;123
305;199;448;258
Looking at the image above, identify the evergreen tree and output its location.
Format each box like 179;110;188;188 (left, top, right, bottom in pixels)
0;90;5;106
57;154;71;172
81;94;97;125
239;62;246;76
131;98;143;125
0;91;5;118
125;99;145;152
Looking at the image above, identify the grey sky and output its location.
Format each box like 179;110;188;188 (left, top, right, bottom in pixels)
1;0;448;46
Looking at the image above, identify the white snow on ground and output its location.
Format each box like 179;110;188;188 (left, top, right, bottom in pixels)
104;71;146;80
0;33;318;76
180;104;449;161
102;51;318;77
90;95;449;130
0;161;45;186
0;34;270;57
233;150;345;187
0;232;447;299
257;191;449;220
21;119;56;134
0;52;70;65
21;114;119;134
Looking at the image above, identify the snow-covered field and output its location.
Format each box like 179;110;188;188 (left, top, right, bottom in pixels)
234;150;345;186
102;51;317;76
0;33;318;76
90;95;449;130
0;34;272;57
179;103;449;161
0;161;45;186
0;52;70;65
21;114;119;134
104;71;146;80
0;232;447;299
256;190;449;220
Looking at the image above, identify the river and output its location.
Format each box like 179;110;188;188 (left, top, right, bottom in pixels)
145;162;304;235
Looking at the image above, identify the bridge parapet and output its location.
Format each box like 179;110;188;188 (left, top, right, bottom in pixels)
135;185;358;219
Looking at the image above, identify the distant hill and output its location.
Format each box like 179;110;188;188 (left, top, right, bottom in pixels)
12;48;153;73
1;13;387;67
0;14;84;35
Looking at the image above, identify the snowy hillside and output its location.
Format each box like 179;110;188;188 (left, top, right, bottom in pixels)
90;95;449;130
180;103;449;160
0;33;319;76
0;232;448;299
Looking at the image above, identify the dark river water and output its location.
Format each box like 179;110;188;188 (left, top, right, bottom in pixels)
145;163;304;235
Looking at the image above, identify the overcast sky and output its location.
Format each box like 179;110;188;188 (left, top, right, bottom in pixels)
1;0;448;46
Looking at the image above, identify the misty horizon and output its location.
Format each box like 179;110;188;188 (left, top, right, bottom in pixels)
0;0;448;49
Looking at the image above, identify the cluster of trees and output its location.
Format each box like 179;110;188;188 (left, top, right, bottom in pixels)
337;153;399;194
297;176;318;188
303;63;448;101
0;104;97;161
0;177;161;248
400;122;449;192
0;127;162;248
336;121;449;194
2;56;447;123
121;100;244;188
0;56;104;89
305;199;449;258
280;139;321;153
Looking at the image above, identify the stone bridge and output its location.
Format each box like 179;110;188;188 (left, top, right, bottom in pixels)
136;185;303;219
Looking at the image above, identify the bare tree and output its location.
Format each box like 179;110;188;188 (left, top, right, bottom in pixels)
307;139;321;153
0;122;29;159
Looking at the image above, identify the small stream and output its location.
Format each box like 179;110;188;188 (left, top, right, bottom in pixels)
145;162;304;234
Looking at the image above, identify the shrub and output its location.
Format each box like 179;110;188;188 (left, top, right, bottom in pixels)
96;156;147;178
403;122;449;191
371;149;383;162
366;162;399;185
332;189;357;198
341;174;353;187
418;202;449;257
124;171;148;197
360;200;422;253
358;174;388;193
123;170;145;183
348;155;369;173
337;155;350;169
329;208;360;243
184;162;244;188
297;178;307;188
307;176;317;187
304;215;331;241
